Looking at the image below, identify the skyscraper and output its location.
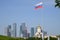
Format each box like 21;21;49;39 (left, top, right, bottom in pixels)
7;25;11;37
20;23;28;38
23;28;27;37
27;32;30;37
31;27;34;37
13;23;17;37
20;23;25;37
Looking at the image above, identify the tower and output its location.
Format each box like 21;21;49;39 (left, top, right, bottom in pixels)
20;23;28;38
13;23;17;37
20;23;25;37
36;26;42;33
7;25;11;37
31;27;34;37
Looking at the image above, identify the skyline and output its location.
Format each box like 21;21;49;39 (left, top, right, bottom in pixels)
0;0;60;37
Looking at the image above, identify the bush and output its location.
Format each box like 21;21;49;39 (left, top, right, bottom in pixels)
0;35;58;40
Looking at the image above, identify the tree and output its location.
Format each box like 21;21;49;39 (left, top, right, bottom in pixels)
55;0;60;8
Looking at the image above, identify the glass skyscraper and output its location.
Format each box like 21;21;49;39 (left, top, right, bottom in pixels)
7;25;11;37
20;23;28;38
13;23;17;37
31;27;34;37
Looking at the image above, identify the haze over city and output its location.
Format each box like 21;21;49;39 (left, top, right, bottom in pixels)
0;0;60;37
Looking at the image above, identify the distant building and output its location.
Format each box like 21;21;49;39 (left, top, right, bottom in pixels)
34;25;47;38
7;25;11;37
34;26;42;38
31;27;34;37
27;33;30;37
20;23;25;37
23;29;27;37
20;23;28;38
20;24;23;37
13;23;17;37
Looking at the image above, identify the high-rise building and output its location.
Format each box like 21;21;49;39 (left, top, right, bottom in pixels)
13;23;17;37
23;29;27;37
20;23;28;38
31;27;34;37
20;23;25;37
27;33;30;37
7;25;11;37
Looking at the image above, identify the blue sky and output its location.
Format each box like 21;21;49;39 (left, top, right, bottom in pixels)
0;0;60;37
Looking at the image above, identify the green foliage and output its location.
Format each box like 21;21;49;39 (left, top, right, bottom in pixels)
44;38;48;40
50;37;58;40
26;37;42;40
0;35;25;40
55;0;60;8
0;35;58;40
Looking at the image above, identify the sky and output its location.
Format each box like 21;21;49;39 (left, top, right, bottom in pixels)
0;0;60;37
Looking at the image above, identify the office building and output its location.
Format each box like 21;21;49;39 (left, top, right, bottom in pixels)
7;25;11;37
20;23;28;38
31;27;34;37
13;23;17;37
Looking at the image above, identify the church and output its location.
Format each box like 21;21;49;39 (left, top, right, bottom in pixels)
34;25;47;38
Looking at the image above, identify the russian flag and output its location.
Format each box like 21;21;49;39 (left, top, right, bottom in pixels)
35;2;43;9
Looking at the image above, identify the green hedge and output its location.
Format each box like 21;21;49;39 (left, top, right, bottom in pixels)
50;37;58;40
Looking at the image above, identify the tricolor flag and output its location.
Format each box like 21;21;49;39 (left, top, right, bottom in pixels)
35;2;43;9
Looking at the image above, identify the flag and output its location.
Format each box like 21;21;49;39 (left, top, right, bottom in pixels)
35;2;43;9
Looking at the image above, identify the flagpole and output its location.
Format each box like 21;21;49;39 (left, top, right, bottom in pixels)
41;33;44;40
34;1;44;40
42;33;44;40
